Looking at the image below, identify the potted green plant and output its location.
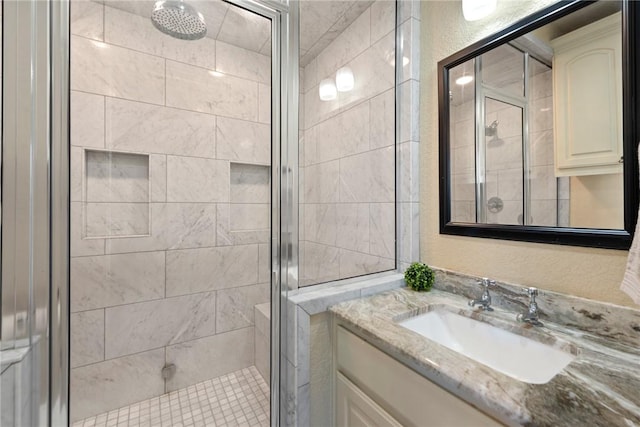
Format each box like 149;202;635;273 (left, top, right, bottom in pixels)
404;262;435;292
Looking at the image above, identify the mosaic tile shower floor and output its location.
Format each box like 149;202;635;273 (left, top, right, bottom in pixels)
72;366;269;427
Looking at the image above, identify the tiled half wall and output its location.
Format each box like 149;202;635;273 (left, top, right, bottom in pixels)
69;2;271;421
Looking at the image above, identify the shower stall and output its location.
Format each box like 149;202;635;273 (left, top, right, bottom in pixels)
450;42;569;227
0;0;403;425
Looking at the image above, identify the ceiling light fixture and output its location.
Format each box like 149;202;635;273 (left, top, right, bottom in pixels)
462;0;497;21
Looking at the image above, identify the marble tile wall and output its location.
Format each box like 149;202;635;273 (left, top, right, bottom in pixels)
299;1;398;286
69;2;271;421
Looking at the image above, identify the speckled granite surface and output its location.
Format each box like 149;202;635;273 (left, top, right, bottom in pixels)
330;269;640;427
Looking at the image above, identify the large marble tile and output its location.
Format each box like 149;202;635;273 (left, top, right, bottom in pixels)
105;203;216;253
370;88;395;150
299;1;354;54
216;117;270;164
230;163;270;204
303;161;340;203
85;150;149;203
71;91;105;148
70;309;104;368
338;249;394;279
498;168;525;201
254;322;270;384
165;328;254;392
399;79;420;144
316;8;370;81
165;60;258;121
166;156;229;203
530;199;558;227
71;251;165;312
165;245;259;297
216;6;270;53
71;35;165;105
530;165;557;201
339;147;394;203
229;204;270;231
216;204;270;246
370;0;395;44
315;102;369;163
258;84;271;125
70;147;83;203
336;203;370;253
70;349;165;421
369;202;395;258
104;6;216;70
84;202;150;238
300;242;340;286
70;203;105;257
305;204;337;247
105;292;217;359
258;243;271;284
303;81;341;129
216;41;270;84
71;0;104;41
530;130;554;167
105;97;216;158
303;58;317;94
216;283;270;333
398;202;419;264
150;155;167;202
399;141;420;203
339;31;395;110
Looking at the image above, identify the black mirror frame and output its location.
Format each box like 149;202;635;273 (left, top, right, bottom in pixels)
438;0;639;250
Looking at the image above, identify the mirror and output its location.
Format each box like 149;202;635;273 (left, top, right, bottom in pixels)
439;0;640;249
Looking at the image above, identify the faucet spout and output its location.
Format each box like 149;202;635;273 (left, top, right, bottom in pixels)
517;287;543;326
468;278;495;311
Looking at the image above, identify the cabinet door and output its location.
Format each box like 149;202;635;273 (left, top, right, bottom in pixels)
552;12;622;176
336;372;402;427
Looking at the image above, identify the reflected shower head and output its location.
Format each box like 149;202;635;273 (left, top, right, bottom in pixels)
151;0;207;41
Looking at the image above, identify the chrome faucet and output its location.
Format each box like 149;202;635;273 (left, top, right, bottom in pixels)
517;287;543;326
468;278;496;311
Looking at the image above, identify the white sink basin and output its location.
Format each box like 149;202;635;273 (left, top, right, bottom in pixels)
399;309;575;384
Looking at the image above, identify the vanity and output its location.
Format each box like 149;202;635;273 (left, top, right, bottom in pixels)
330;270;640;426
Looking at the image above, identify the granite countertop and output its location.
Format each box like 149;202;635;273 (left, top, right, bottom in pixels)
330;275;640;427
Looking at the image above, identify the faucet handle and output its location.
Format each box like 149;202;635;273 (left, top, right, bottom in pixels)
478;278;496;289
523;287;539;299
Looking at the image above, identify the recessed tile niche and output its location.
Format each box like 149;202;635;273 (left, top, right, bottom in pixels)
83;150;150;238
230;162;270;232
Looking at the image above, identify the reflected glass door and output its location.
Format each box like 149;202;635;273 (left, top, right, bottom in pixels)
69;1;274;424
483;97;524;225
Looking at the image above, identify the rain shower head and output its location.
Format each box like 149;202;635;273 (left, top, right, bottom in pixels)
151;0;207;41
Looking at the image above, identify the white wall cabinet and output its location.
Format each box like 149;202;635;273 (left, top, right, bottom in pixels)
551;12;622;177
334;325;502;427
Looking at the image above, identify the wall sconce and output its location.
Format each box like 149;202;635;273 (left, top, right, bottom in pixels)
462;0;497;21
319;78;337;101
455;75;473;86
336;67;354;92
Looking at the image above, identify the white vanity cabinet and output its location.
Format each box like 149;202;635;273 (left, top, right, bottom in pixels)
334;326;502;427
551;12;622;177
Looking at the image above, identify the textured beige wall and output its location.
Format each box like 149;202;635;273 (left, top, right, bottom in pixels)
420;1;635;307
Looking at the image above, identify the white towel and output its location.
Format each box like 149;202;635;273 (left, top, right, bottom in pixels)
621;146;640;305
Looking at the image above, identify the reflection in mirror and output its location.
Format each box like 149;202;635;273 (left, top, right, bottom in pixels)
447;1;624;230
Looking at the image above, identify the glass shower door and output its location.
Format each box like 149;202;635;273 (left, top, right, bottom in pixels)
66;0;286;425
482;97;525;225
